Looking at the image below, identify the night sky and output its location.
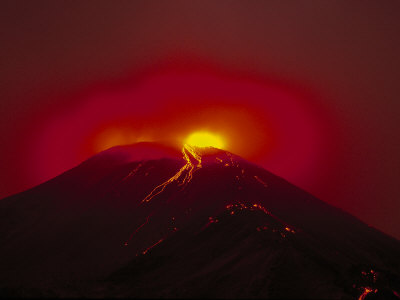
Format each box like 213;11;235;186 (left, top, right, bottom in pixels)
1;1;400;239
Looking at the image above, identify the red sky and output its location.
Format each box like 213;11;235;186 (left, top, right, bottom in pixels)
1;1;400;239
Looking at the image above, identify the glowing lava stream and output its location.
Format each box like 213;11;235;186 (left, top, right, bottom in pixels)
142;144;202;203
358;287;377;300
124;145;201;248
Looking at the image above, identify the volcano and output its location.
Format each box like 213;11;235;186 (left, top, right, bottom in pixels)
0;142;399;299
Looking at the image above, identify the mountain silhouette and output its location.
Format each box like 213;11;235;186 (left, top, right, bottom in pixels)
0;142;399;299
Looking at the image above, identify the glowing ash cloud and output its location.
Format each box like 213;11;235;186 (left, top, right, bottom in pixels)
29;66;333;193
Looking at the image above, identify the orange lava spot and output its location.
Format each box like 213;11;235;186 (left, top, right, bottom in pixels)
358;287;377;300
142;238;164;255
284;226;296;233
202;216;219;230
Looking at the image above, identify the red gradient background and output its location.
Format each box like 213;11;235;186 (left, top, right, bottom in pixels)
1;1;399;239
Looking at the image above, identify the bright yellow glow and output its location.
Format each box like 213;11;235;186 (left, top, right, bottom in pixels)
185;131;225;149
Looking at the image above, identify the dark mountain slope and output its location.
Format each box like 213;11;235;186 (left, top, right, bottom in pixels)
0;143;399;298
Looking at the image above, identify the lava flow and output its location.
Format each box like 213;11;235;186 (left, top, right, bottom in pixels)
124;144;202;247
358;287;377;300
141;144;202;203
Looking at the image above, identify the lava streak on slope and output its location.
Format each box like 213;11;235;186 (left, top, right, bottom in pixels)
124;144;203;247
358;287;377;300
142;144;201;203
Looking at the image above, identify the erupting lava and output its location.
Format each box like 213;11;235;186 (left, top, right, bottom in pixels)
142;131;223;204
124;143;205;246
358;287;377;300
141;144;202;203
185;131;225;149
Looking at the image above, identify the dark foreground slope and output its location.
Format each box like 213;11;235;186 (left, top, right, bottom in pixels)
0;143;399;299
